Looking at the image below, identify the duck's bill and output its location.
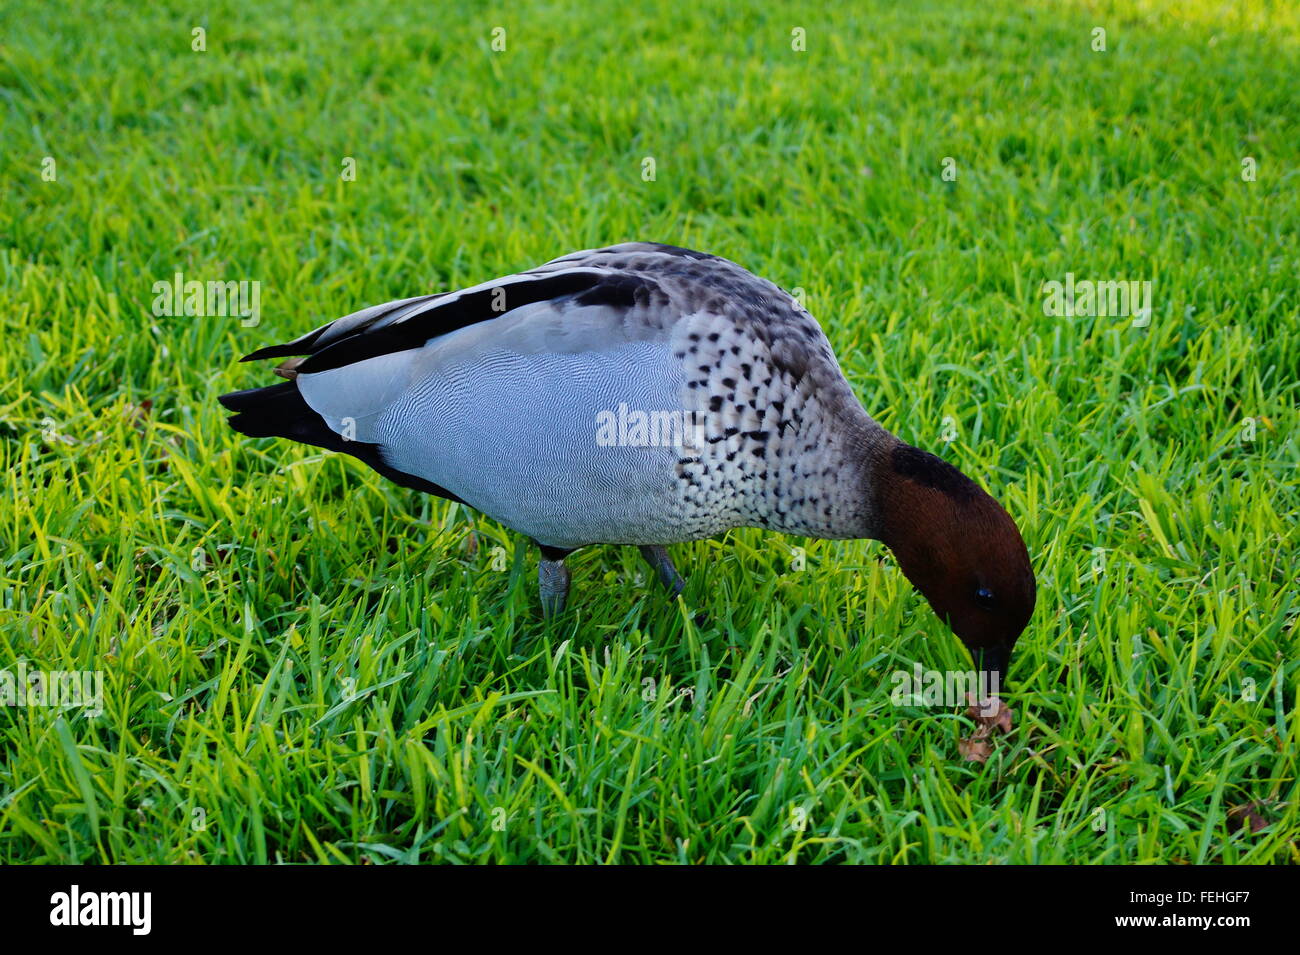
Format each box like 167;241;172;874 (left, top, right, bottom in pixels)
977;646;1010;694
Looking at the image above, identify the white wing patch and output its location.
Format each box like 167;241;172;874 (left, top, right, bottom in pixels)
295;300;691;547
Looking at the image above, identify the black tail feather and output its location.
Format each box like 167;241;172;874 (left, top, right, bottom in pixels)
219;381;464;503
220;382;322;441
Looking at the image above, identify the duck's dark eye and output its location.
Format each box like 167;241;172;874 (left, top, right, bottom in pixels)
975;587;996;610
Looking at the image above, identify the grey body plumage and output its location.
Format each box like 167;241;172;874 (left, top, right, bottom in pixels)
225;243;901;611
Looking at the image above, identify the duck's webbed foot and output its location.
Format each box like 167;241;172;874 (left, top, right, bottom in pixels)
638;545;686;599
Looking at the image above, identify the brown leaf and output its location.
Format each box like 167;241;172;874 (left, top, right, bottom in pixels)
958;735;993;763
1227;803;1270;834
965;693;1014;734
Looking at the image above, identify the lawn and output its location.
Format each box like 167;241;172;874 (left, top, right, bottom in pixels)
1;0;1297;863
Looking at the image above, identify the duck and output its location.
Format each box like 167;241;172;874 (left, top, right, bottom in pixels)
220;242;1036;685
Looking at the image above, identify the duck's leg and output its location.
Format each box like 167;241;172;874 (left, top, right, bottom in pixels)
537;545;573;617
638;545;686;599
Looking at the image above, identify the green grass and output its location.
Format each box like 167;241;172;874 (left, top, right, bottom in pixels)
1;0;1297;863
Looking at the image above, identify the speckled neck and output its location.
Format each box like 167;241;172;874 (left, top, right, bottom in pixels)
663;297;905;545
754;385;900;541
